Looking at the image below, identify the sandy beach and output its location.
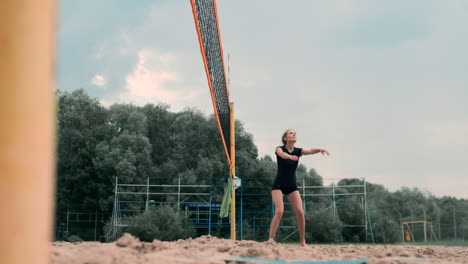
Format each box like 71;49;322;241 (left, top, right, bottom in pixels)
50;234;468;264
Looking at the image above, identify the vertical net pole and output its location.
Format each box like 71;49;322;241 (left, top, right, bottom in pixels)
424;221;427;242
145;177;149;211
401;223;405;242
0;1;56;263
230;102;236;240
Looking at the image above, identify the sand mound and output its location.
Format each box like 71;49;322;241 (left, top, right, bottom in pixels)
50;234;468;264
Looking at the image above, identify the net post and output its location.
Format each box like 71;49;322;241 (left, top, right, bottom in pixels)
424;221;427;242
230;102;236;240
0;1;56;263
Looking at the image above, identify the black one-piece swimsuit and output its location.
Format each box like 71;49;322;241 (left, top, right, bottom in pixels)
271;145;302;195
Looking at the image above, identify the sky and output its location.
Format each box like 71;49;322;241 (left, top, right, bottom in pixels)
58;0;468;199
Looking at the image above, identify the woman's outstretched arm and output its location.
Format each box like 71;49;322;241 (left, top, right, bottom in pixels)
276;147;299;161
302;148;330;156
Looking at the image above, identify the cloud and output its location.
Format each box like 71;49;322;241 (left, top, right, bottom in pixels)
94;45;104;60
83;1;208;110
125;49;178;98
423;122;468;146
102;48;198;108
91;74;107;88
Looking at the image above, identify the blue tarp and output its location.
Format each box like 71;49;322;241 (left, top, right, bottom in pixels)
223;257;368;264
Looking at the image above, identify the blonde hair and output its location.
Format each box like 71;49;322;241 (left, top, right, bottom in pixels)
281;129;293;145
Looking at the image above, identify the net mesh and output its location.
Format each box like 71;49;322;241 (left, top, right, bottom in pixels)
191;0;231;163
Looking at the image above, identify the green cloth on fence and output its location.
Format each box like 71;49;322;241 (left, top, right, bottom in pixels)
220;177;234;218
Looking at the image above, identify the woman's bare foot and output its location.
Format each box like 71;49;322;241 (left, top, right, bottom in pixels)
301;240;307;247
266;238;276;245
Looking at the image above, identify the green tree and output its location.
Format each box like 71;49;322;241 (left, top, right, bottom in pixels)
56;89;110;213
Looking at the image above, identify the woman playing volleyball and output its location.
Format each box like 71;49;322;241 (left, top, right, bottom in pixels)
268;129;330;247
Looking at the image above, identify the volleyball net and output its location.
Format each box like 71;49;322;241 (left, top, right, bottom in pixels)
190;0;231;165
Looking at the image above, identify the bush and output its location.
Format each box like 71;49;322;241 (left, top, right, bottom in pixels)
306;207;343;243
370;211;400;243
103;220;124;242
241;220;267;241
125;204;195;242
66;234;84;243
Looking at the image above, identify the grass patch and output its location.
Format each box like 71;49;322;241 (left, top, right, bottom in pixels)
401;240;468;247
282;240;468;246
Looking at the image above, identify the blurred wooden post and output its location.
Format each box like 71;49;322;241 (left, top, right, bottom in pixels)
0;1;56;264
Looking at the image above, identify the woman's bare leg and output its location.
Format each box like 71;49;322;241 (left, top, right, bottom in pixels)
268;190;284;241
287;190;307;246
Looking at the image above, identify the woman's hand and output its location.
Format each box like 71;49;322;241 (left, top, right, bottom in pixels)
302;148;331;156
320;149;330;155
290;155;299;161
